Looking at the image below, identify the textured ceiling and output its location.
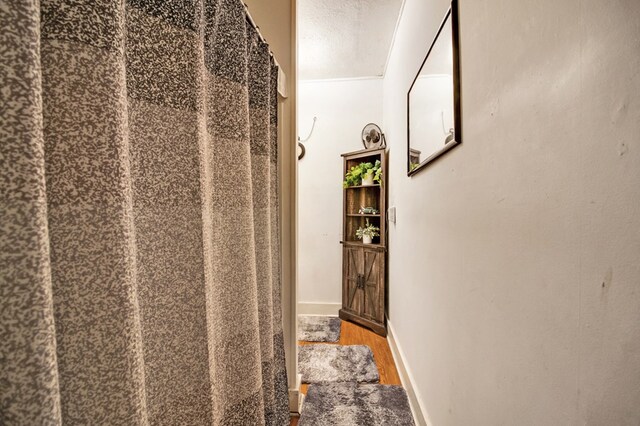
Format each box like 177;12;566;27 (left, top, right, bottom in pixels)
298;0;404;80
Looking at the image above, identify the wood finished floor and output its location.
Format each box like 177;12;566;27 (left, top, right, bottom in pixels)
290;319;401;426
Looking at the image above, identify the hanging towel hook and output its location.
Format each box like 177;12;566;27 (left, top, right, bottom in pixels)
297;116;317;160
299;116;317;143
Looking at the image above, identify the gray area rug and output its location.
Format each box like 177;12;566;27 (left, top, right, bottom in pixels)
298;315;342;342
299;382;415;426
298;345;379;383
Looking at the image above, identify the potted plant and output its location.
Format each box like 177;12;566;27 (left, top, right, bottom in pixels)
358;206;379;214
356;219;380;244
343;160;382;188
361;164;375;186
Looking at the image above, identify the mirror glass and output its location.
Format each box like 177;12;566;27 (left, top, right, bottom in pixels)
408;2;460;175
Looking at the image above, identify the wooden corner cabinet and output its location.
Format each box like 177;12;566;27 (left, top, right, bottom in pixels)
339;148;387;336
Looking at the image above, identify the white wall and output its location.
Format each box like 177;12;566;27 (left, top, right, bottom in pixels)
383;0;640;425
298;78;383;309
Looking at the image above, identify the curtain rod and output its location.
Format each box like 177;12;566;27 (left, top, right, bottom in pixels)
242;2;277;63
241;1;285;96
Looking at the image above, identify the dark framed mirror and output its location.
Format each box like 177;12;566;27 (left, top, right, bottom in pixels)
407;0;461;176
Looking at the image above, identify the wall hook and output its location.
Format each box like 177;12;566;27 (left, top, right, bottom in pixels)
297;116;317;160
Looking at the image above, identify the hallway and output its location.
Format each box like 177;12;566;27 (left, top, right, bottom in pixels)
291;320;403;425
2;0;639;424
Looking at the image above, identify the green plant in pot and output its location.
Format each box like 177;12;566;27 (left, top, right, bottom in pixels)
343;160;382;188
355;219;380;244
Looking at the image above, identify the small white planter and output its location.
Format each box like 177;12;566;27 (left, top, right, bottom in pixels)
362;174;374;186
362;235;372;244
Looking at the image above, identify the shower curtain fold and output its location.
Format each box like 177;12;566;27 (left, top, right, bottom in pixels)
0;0;288;425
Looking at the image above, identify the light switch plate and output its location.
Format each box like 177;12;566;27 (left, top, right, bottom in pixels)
388;206;396;224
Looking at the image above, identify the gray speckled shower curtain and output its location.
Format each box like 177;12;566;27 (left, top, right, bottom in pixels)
0;0;288;425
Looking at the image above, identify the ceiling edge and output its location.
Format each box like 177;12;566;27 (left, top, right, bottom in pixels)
299;75;385;84
382;0;409;78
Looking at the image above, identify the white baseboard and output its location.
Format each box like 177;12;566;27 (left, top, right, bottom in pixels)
289;373;303;414
387;320;430;426
297;302;341;316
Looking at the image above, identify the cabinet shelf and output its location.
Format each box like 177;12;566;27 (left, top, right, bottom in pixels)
341;148;387;337
344;184;381;190
340;240;386;250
